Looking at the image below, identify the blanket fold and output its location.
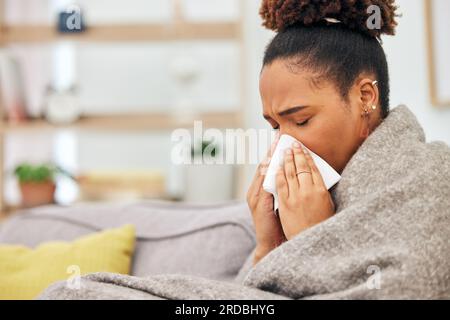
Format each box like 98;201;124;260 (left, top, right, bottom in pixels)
38;105;450;300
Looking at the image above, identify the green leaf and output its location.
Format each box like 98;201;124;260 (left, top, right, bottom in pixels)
13;163;72;183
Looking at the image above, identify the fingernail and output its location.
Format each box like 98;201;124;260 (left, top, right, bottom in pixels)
285;149;292;155
293;142;301;149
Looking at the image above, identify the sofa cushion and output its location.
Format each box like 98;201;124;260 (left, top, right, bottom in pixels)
0;224;135;300
0;200;256;282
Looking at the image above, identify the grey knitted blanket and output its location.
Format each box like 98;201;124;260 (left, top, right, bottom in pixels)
39;105;450;300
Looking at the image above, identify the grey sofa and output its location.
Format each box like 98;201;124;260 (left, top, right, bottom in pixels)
0;200;256;284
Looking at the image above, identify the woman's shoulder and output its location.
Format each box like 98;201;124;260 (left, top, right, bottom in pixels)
384;105;450;181
395;137;450;194
416;139;450;179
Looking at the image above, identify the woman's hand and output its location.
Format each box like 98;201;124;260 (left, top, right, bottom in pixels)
276;142;336;240
247;134;287;265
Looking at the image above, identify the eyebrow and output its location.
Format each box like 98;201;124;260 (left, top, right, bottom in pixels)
263;106;309;120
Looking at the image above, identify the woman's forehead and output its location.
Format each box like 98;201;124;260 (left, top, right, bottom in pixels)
261;63;310;97
260;61;336;108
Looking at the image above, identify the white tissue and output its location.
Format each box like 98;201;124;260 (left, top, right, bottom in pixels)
262;134;341;211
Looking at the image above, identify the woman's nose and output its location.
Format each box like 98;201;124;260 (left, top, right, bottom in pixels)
279;127;293;138
278;127;302;143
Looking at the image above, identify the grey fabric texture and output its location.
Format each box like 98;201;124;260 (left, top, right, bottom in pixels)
0;200;256;282
38;105;450;300
40;273;287;300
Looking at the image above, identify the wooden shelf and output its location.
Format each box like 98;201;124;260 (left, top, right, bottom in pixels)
0;23;241;43
1;112;241;132
0;0;247;211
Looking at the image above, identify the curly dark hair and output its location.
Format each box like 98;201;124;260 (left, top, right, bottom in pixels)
260;0;400;118
260;0;398;39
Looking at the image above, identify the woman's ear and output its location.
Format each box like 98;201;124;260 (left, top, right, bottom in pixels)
355;77;381;140
359;78;379;109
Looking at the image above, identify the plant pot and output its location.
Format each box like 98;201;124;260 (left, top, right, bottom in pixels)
19;181;56;208
184;164;234;203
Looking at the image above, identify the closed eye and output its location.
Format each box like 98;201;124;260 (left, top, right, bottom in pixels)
296;119;310;127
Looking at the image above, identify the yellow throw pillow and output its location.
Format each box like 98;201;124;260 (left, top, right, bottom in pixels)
0;224;136;300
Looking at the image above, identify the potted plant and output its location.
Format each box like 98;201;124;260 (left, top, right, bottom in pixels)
13;163;72;208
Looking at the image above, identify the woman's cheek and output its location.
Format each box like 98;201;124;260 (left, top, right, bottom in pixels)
303;128;341;169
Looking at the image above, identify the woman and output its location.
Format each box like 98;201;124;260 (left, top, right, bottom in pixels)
243;0;450;298
40;0;450;300
248;0;400;265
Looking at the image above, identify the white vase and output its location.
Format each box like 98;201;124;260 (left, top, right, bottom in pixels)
184;164;234;203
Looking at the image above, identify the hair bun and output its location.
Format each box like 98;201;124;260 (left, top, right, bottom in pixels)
260;0;399;39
